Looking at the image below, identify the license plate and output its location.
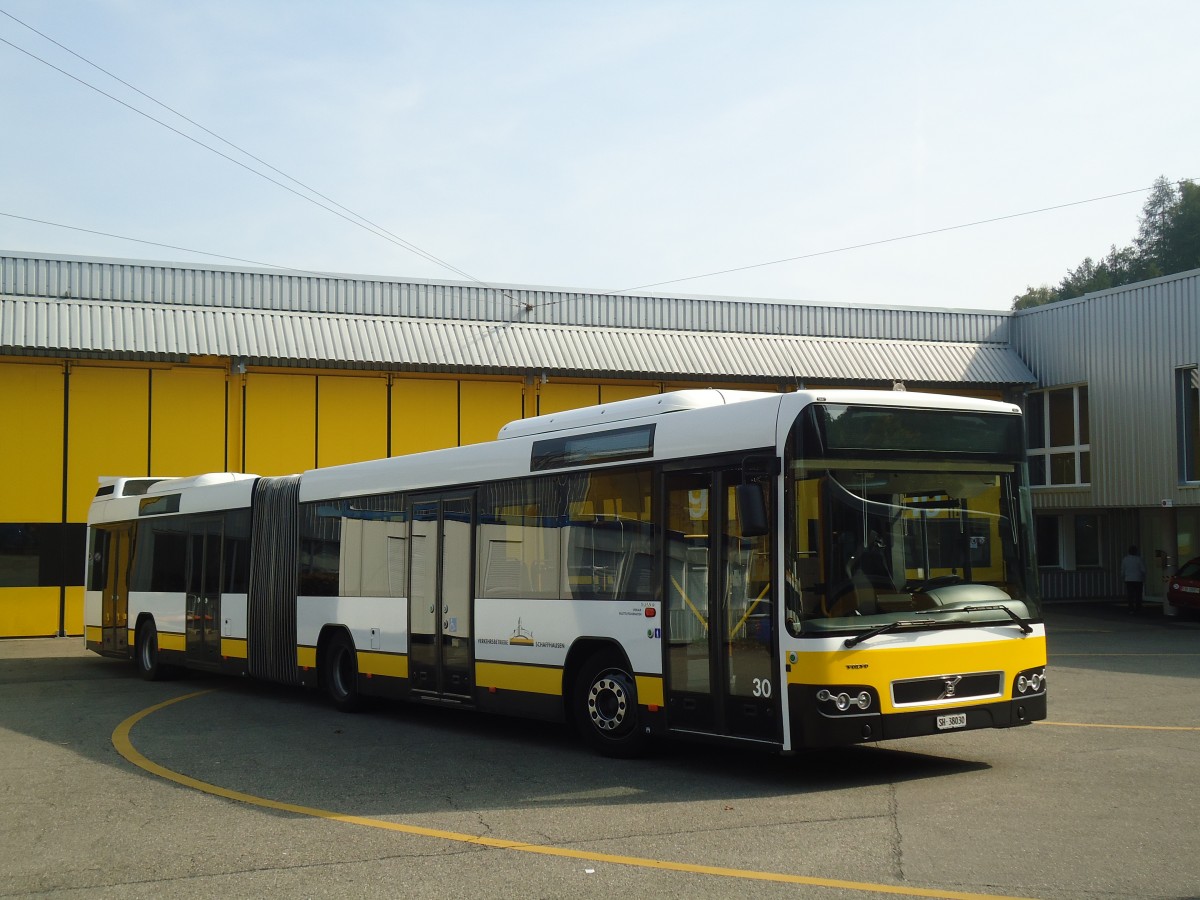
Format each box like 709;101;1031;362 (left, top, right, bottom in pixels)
937;713;967;730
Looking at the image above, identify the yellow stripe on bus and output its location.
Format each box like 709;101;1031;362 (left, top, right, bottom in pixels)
359;650;408;679
636;674;664;707
786;636;1047;714
85;625;103;643
221;638;248;659
476;660;562;696
295;645;408;678
158;632;186;653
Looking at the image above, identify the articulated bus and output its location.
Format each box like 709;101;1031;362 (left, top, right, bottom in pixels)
85;389;1046;757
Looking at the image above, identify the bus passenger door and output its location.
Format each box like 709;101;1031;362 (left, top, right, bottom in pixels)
408;493;475;700
185;517;223;666
663;470;780;742
100;524;134;654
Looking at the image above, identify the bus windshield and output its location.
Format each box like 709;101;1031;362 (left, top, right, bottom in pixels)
784;404;1040;636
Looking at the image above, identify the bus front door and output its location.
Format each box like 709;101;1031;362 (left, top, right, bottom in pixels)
100;524;134;654
185;517;222;667
408;494;474;701
664;470;780;743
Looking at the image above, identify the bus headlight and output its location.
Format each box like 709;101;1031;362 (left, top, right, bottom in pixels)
1014;667;1046;696
817;687;874;713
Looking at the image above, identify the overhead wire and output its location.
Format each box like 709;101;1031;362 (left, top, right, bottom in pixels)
0;11;1190;315
603;185;1165;296
0;9;527;311
0;211;336;277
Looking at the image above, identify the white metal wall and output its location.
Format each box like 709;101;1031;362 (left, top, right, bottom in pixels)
1011;268;1200;509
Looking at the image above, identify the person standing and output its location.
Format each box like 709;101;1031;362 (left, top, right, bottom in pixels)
1121;546;1147;614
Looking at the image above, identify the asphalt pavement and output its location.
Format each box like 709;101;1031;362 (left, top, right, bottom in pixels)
1;603;1197;900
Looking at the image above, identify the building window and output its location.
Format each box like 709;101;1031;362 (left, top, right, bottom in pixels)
1027;385;1090;487
0;523;87;588
1178;367;1200;483
1073;514;1101;568
1035;516;1060;567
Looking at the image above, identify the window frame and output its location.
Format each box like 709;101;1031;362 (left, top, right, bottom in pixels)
1177;366;1200;484
1026;384;1091;488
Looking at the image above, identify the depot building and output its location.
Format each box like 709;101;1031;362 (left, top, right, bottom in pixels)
1;251;1197;637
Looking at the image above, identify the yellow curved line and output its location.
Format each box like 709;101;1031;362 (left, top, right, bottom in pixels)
1037;720;1200;731
113;691;1038;900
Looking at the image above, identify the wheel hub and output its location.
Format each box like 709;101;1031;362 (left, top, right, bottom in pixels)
588;676;628;731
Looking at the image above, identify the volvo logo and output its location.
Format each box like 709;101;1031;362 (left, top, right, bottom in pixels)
939;675;963;700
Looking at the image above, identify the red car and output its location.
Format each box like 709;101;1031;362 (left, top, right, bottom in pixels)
1167;557;1200;611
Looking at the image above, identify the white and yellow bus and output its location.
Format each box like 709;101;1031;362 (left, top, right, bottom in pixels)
85;389;1046;756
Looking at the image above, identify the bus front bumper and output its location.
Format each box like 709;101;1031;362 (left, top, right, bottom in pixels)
789;684;1048;747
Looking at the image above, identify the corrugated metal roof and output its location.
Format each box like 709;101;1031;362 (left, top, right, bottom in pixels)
0;251;1014;344
0;294;1035;384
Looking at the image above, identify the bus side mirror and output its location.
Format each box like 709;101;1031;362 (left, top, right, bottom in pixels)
736;483;769;537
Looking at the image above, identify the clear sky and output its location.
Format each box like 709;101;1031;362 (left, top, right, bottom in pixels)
1;1;1196;312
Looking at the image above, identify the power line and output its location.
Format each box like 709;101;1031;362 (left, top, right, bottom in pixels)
1;11;1189;313
0;211;334;277
605;185;1165;296
0;10;525;310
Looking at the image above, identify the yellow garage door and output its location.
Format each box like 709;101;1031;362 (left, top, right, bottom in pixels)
151;367;228;476
0;363;64;522
245;373;316;475
318;375;387;467
460;381;523;446
391;379;459;454
67;366;150;522
538;382;599;415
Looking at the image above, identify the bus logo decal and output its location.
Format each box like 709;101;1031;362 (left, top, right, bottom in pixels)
940;676;962;699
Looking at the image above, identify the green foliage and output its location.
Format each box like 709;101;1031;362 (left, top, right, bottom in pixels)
1012;284;1057;309
1010;177;1200;309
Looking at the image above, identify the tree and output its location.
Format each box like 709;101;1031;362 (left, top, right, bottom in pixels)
1133;175;1180;279
1010;176;1199;309
1012;284;1058;309
1161;180;1200;275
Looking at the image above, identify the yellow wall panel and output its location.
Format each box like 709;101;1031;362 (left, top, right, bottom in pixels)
63;586;84;636
600;384;660;404
538;382;600;415
460;381;523;446
67;366;149;522
151;367;227;476
318;375;387;467
392;379;459;454
0;587;59;637
0;363;64;521
244;373;316;475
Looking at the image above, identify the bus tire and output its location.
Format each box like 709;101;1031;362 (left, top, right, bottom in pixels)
322;632;363;712
135;619;170;682
574;651;648;758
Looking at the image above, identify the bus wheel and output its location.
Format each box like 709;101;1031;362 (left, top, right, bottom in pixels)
575;651;648;758
135;619;168;682
322;633;363;712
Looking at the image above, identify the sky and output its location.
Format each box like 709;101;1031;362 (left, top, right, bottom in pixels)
1;1;1196;313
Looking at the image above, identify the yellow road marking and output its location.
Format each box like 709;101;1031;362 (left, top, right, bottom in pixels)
1038;721;1200;732
113;691;1039;900
1053;652;1200;656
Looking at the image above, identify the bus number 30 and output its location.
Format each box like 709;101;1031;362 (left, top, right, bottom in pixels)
752;678;772;698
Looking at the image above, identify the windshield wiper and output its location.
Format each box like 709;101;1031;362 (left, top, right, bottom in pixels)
917;604;1033;634
843;619;935;649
